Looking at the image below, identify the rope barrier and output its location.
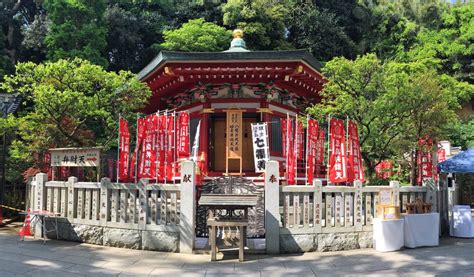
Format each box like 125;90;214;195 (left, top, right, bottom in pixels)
0;204;25;213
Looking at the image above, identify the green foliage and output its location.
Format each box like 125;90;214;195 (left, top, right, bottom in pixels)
403;4;474;83
44;0;108;67
222;0;292;50
288;3;357;61
309;54;472;180
0;58;151;170
106;2;168;72
161;18;232;52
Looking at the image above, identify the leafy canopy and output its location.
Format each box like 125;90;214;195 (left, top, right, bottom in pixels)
161;18;232;52
0;58;151;168
309;53;473;180
44;0;108;67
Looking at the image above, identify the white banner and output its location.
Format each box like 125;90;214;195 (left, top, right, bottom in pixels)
50;148;101;167
251;123;269;173
191;120;201;162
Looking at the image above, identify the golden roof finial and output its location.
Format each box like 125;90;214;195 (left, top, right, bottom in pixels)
232;29;244;39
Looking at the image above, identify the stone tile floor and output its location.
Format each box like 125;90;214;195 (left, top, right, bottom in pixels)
1;224;474;276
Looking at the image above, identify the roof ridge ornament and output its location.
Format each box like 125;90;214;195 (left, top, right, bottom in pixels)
224;29;250;52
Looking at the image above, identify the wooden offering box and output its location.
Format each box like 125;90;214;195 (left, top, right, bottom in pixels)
376;205;401;220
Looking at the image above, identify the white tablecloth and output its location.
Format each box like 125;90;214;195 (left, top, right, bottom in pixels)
403;213;439;248
373;218;404;252
451;205;474;238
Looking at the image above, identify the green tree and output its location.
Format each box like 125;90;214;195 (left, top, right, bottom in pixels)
161;18;232;52
44;0;108;67
0;58;151;179
403;4;474;83
106;2;168;72
288;3;357;61
0;0;41;79
222;0;292;50
309;54;472;182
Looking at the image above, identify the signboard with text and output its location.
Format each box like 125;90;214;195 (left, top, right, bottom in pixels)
50;148;101;167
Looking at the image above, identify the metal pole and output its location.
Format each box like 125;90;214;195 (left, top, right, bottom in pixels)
327;115;331;185
116;115;121;184
0;104;7;206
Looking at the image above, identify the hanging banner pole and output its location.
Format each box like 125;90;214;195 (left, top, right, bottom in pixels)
155;111;159;184
164;110;168;185
286;113;289;183
173;111;177;184
116;115;121;184
135;113;140;184
305;114;312;185
327;115;331;184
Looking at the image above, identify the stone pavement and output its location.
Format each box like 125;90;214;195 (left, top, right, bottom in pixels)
1;224;474;276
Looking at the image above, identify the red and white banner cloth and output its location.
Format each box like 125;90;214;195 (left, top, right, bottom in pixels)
306;119;318;185
347;120;365;182
118;118;131;181
138;114;158;179
417;137;433;185
328;118;347;183
177;112;190;159
129;117;146;180
281;117;296;185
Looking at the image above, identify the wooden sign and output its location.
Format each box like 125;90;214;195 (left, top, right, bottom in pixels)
225;109;243;174
50;147;101;167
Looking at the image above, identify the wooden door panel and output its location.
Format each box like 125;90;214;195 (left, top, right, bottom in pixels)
212;117;256;173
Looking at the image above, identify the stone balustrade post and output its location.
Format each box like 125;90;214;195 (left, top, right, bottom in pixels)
138;178;149;230
265;160;280;254
34;173;47;238
354;180;363;231
179;161;196;254
390;180;400;206
67;177;78;221
313;179;323;233
100;177;111;226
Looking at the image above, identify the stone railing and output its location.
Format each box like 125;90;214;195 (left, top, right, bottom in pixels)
28;161;196;253
279;182;437;233
263;160;440;253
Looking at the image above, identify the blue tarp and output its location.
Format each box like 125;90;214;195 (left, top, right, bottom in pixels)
438;147;474;173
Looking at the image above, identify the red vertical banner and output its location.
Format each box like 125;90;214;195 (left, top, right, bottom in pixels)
347;120;365;182
118;118;130;182
306;119;318;184
328;118;347;183
138;115;158;179
287;118;296;185
157;114;166;181
316;128;325;178
166;114;174;181
434;147;446;182
130;117;146;181
177;112;190;159
296;120;304;160
417;137;433;185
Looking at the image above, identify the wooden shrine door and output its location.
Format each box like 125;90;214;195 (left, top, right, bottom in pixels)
212;117;256;173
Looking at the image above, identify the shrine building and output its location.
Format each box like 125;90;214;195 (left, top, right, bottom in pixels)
137;30;326;179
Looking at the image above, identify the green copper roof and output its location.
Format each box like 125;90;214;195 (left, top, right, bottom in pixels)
137;50;323;81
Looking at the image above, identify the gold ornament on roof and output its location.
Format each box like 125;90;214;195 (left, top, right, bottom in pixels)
233;29;244;38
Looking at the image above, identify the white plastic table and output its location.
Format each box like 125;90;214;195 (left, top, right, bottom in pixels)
373;218;404;252
403;213;439;248
451;205;474;238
